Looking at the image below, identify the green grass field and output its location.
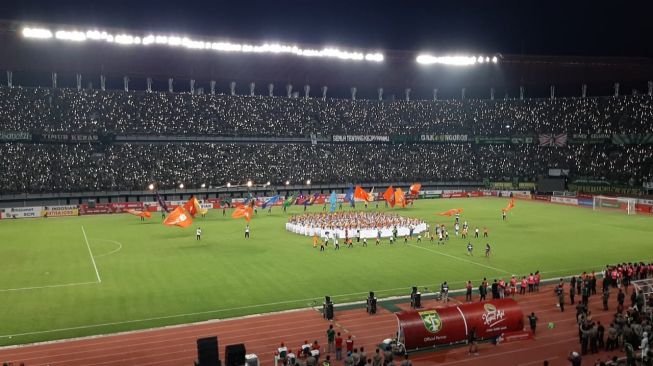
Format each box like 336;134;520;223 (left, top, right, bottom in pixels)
0;198;651;346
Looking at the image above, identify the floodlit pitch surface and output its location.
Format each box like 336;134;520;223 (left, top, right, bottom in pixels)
0;198;650;346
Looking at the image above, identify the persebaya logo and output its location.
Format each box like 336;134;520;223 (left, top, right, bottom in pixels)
419;310;442;333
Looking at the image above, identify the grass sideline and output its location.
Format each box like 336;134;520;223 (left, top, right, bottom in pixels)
0;197;650;346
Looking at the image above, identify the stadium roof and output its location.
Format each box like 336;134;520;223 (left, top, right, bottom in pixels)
0;20;652;99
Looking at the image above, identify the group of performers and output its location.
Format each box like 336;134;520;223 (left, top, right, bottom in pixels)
286;211;427;245
287;210;495;257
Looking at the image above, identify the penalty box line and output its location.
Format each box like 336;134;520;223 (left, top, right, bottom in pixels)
0;227;102;292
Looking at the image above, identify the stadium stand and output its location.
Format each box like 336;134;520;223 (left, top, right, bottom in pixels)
1;86;653;193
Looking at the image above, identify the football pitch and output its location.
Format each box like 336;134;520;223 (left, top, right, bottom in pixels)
0;198;651;346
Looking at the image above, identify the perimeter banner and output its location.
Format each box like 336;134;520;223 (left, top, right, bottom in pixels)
42;205;79;217
0;131;31;141
2;206;43;218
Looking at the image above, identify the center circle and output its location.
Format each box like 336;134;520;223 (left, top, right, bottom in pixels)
286;211;427;239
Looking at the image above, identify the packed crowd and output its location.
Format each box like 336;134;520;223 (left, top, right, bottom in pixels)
1;142;653;193
1;86;652;136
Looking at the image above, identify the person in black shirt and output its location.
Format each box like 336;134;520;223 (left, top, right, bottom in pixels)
528;312;538;334
491;279;499;299
467;327;478;355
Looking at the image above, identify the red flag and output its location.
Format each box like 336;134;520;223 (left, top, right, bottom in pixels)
383;186;395;207
409;183;422;196
232;205;254;222
394;188;406;208
163;206;193;228
354;185;373;202
183;197;198;217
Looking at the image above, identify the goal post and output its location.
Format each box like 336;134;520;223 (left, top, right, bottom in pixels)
592;195;636;215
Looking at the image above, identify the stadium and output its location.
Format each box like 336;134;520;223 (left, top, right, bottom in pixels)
1;2;653;366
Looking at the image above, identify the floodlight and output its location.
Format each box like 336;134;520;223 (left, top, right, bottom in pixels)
492;56;498;63
247;180;253;188
416;55;477;66
179;183;184;189
148;183;155;190
201;183;206;188
306;179;311;185
22;27;53;39
285;180;290;186
227;182;232;188
20;25;384;63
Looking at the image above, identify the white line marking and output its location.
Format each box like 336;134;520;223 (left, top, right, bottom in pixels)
0;281;98;293
82;226;101;283
0;259;627;341
92;239;123;258
407;244;511;274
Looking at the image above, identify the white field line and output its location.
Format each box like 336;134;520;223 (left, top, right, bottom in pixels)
92;239;123;258
0;281;98;293
82;226;101;283
407;243;512;274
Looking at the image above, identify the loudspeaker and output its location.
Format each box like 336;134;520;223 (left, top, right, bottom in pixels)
323;301;334;320
224;343;246;366
197;336;220;366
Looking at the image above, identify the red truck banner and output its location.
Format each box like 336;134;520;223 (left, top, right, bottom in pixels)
396;299;524;351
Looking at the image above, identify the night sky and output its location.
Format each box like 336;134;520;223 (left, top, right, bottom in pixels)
1;0;652;57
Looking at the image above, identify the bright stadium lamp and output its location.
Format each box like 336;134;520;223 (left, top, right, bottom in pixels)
492;56;498;63
148;183;154;190
22;27;53;39
416;54;477;66
179;183;184;189
285;180;290;186
266;181;271;186
306;179;311;185
227;182;232;188
247;180;253;188
201;183;206;188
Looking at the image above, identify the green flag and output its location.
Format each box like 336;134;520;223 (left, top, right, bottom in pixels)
283;193;296;207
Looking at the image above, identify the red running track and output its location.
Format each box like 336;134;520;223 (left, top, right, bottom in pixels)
0;283;629;366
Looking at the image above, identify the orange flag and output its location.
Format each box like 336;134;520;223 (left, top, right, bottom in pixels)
183;197;198;217
383;186;395;207
354;185;373;202
163;206;193;227
126;209;151;218
409;183;422;196
437;208;463;216
503;198;515;212
394;188;406;208
232;205;254;222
